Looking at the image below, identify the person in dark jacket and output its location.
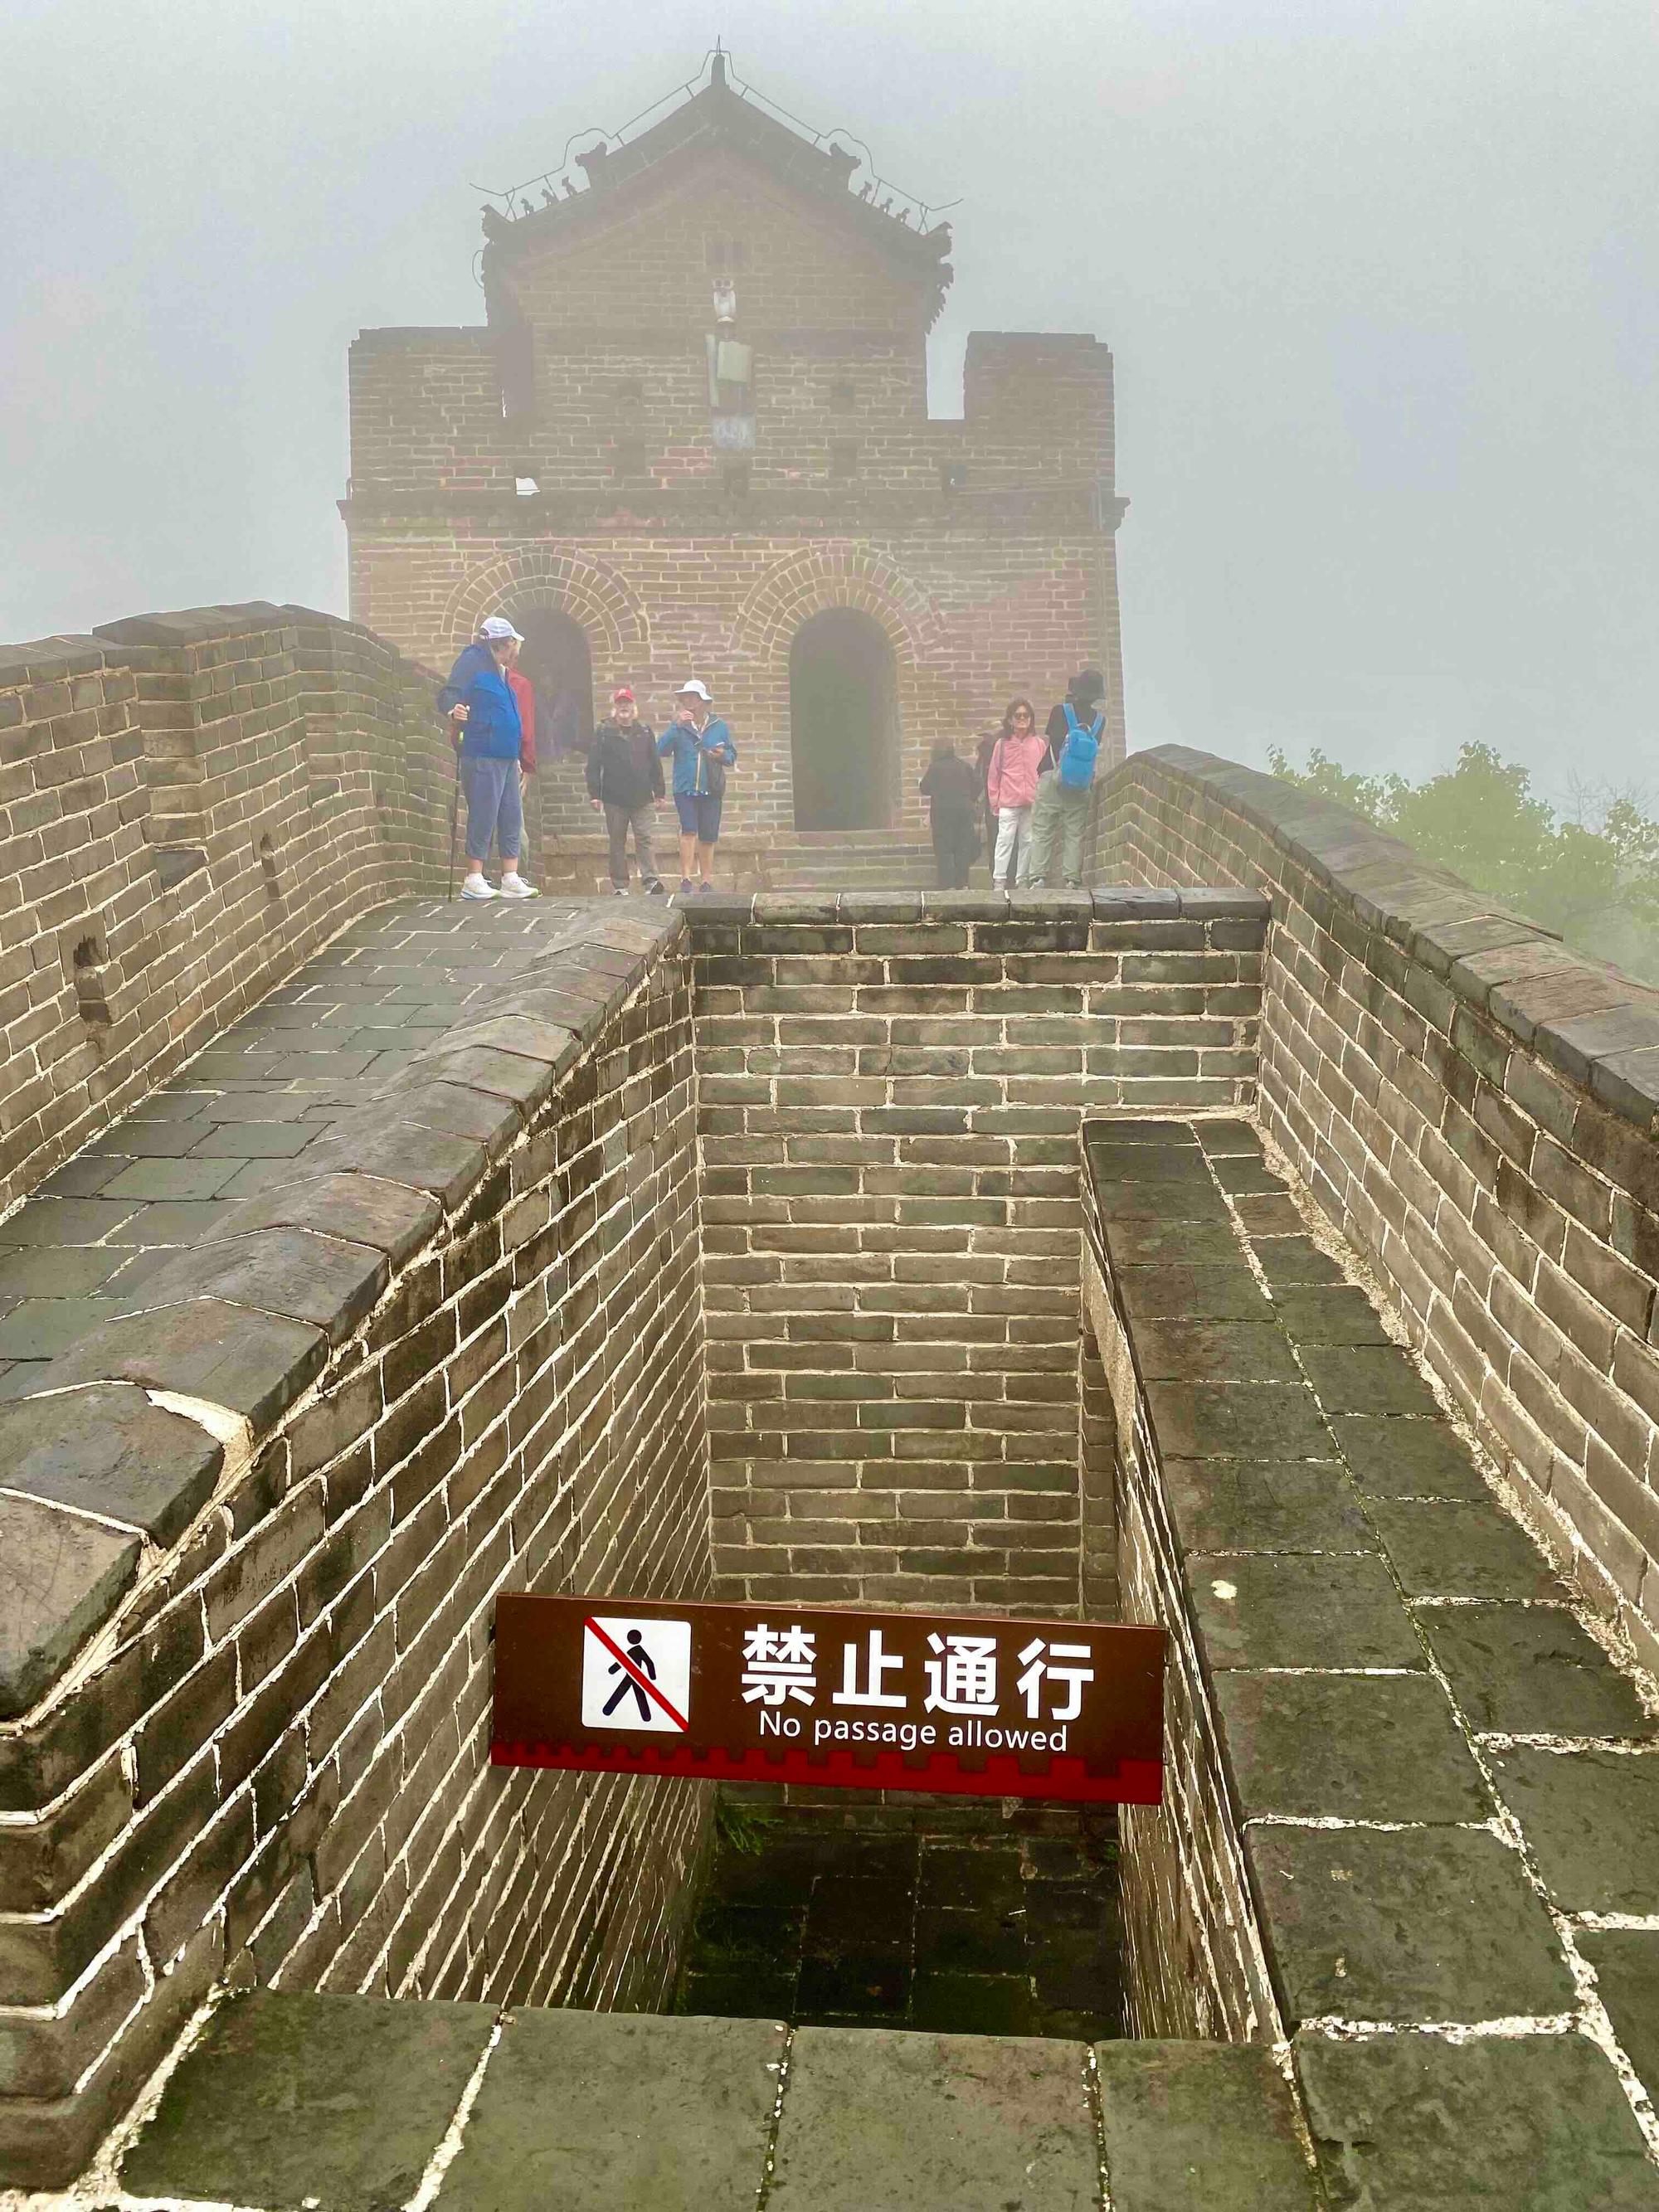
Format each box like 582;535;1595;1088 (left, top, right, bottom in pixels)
437;616;538;900
586;687;666;896
920;740;980;889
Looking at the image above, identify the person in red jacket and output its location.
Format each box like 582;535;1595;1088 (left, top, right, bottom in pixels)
506;664;537;780
985;701;1046;888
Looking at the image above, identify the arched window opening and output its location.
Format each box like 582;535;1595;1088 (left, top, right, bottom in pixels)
513;608;595;757
788;609;898;834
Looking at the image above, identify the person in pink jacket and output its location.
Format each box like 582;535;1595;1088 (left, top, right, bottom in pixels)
985;700;1047;888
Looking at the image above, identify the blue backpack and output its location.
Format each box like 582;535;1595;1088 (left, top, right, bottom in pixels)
1058;703;1103;790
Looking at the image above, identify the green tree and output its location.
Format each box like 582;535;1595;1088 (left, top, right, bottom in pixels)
1264;741;1659;984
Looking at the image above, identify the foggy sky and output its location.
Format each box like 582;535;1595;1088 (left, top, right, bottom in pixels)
3;0;1655;797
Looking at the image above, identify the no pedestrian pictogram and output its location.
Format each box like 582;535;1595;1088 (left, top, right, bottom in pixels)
580;1615;692;1733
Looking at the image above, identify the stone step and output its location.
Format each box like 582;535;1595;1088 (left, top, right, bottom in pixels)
119;1989;1318;2211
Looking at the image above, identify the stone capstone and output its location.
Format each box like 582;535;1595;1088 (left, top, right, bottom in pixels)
0;1381;222;1545
0;1495;140;1719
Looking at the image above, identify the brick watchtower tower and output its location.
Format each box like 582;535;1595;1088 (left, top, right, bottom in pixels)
343;51;1128;868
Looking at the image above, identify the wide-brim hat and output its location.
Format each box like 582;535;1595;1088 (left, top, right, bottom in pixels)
674;678;713;701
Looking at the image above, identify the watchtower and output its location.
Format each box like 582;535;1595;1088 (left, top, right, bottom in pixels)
343;51;1128;848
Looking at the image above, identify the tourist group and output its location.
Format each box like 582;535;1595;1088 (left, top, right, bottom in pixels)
438;618;735;902
440;618;1102;899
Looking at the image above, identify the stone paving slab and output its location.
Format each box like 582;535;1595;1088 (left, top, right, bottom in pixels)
1187;1552;1423;1670
1418;1602;1657;1737
119;1986;498;2208
1486;1746;1659;1913
1365;1496;1569;1601
1214;1671;1490;1823
1161;1458;1376;1556
1094;2040;1319;2210
1579;1930;1659;2100
1297;2030;1659;2209
1249;1824;1575;2025
766;2025;1098;2211
1322;1413;1493;1500
435;2009;785;2212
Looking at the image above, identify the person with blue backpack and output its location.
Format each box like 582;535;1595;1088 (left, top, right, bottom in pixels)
1025;667;1106;888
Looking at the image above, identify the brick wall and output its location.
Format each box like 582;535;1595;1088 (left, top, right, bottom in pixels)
0;605;462;1217
353;527;1126;843
686;887;1267;1616
1100;746;1659;1678
0;906;708;2185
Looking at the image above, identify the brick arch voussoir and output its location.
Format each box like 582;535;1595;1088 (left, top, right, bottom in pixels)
442;552;649;668
732;549;943;669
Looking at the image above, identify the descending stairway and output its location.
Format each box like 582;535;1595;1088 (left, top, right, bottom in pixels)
114;1990;1317;2211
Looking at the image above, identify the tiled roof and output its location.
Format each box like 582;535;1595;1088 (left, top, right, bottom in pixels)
481;61;953;321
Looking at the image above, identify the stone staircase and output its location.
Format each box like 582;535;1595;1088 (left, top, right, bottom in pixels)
111;1989;1316;2211
533;752;946;893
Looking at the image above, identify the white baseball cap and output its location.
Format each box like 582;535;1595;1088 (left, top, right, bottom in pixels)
674;678;712;700
479;616;524;643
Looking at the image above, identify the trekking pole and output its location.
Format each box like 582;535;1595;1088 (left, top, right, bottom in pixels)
445;737;463;901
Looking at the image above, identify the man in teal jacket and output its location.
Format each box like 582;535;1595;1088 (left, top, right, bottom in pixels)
656;680;736;895
437;617;538;900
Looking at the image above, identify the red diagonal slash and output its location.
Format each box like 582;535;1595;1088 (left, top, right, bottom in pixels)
584;1617;689;1731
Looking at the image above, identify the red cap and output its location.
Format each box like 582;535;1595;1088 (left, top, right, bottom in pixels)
611;686;635;704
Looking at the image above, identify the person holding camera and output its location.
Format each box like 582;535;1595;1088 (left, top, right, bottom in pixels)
656;680;736;896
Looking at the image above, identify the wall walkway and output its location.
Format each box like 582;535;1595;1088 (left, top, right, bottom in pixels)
114;1987;1316;2211
1084;1116;1659;2201
1099;746;1659;1676
0;894;705;2184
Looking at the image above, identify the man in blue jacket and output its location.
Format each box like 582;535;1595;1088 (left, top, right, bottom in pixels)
437;616;538;900
656;680;737;895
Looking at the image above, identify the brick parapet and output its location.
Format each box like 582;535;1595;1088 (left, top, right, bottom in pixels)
1098;746;1659;1671
680;888;1267;1615
1084;1114;1659;2198
0;605;458;1218
0;902;707;2185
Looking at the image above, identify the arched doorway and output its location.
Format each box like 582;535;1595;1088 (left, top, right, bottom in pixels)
513;608;594;757
788;610;898;832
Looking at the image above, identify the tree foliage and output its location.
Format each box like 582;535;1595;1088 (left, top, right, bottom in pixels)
1264;741;1659;984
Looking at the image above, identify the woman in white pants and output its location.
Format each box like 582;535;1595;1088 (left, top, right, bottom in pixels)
984;700;1047;888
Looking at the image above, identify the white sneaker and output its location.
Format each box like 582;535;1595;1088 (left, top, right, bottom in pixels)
499;873;539;899
461;873;498;901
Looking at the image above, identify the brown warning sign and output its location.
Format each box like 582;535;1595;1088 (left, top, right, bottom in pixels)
492;1595;1165;1806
